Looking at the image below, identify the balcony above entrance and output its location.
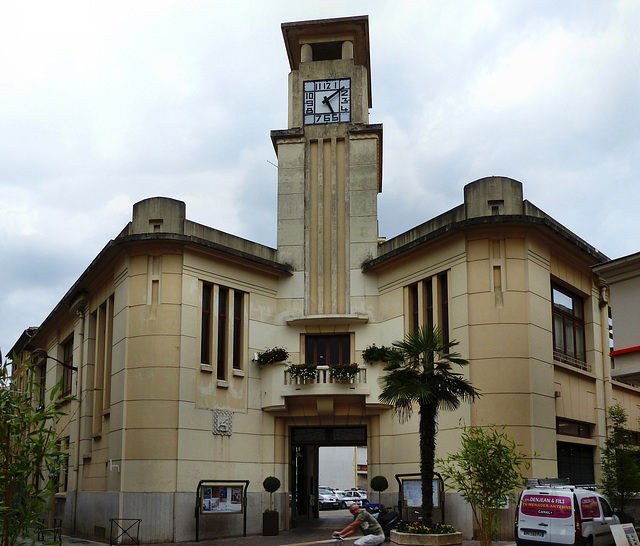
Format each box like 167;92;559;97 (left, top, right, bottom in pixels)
260;362;388;413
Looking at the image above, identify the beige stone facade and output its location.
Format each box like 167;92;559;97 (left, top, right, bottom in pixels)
11;15;640;543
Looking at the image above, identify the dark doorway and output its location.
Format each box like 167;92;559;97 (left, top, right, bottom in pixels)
557;442;594;484
290;426;367;521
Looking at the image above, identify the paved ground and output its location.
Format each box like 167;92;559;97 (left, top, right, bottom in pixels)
34;511;518;546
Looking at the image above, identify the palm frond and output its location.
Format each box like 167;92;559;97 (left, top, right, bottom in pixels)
379;325;480;415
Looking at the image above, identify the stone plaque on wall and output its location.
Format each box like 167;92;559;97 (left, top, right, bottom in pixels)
212;410;233;436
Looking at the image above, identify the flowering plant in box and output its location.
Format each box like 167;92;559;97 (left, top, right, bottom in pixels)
329;363;359;381
287;363;318;381
396;522;457;535
256;347;289;365
362;343;394;363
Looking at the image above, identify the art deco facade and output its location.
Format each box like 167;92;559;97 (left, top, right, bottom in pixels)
11;16;639;543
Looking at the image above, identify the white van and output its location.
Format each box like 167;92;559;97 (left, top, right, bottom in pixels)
515;484;619;546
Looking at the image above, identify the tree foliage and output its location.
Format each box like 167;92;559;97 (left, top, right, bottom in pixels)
378;326;480;525
1;353;73;546
437;425;531;546
601;404;640;518
370;475;389;505
263;476;281;511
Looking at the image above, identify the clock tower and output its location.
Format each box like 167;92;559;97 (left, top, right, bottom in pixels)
272;16;382;319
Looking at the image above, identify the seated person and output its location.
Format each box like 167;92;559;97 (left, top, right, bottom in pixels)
333;503;385;546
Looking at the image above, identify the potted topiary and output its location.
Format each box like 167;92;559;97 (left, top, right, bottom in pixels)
370;475;389;506
263;476;281;536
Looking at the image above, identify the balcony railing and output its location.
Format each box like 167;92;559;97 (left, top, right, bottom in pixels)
260;363;385;411
553;350;592;372
284;365;367;386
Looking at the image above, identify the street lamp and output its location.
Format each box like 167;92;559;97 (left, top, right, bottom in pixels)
32;349;78;372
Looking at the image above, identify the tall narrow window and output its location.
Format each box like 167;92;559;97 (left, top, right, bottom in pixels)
201;282;247;380
426;278;434;329
552;283;586;368
439;274;449;345
38;361;46;410
93;296;114;436
56;437;70;493
406;274;449;340
62;336;74;396
217;287;228;380
232;291;243;370
409;284;419;333
201;283;212;364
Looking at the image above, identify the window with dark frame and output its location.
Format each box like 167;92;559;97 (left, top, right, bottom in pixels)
557;442;594;485
409;283;419;333
38;361;46;410
233;291;243;370
426;278;434;329
407;274;449;343
552;283;586;367
93;296;114;436
305;334;350;366
439;274;449;345
57;437;70;493
61;336;74;397
201;282;247;381
217;287;228;380
556;418;591;438
201;283;212;364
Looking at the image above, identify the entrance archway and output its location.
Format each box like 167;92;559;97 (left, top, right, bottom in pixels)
290;425;367;522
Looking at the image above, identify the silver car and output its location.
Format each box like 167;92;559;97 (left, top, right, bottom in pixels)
319;486;341;510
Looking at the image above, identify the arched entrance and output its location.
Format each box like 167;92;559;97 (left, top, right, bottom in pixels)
290;425;367;523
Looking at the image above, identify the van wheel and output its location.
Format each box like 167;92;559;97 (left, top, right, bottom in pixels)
586;536;593;546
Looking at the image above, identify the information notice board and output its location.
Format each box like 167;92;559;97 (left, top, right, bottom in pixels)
201;485;244;514
195;479;249;541
402;478;441;508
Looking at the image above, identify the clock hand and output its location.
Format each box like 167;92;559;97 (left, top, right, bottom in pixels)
325;87;344;101
322;95;335;113
322;86;345;112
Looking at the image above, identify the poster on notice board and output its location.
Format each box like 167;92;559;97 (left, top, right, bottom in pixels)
201;485;244;514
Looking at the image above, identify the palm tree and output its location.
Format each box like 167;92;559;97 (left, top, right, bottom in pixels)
378;325;480;526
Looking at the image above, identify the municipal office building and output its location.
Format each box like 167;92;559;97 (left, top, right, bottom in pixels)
11;16;640;543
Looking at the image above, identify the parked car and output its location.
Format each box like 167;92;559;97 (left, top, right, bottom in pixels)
319;486;341;510
515;483;619;546
339;490;369;508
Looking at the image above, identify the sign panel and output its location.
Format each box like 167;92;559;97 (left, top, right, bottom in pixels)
612;524;640;546
580;496;601;518
520;494;572;518
201;485;244;514
403;479;440;508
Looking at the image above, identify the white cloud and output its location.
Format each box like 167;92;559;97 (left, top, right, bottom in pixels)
1;0;639;351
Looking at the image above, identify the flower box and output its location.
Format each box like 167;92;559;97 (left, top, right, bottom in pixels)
329;363;359;381
390;530;463;546
287;364;318;382
362;344;395;363
256;347;289;365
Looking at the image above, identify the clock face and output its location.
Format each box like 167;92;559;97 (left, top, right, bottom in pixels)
304;78;351;125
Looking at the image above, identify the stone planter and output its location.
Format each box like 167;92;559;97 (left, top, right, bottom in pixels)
390;530;463;546
263;511;279;536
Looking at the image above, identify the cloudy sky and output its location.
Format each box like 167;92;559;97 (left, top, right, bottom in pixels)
1;1;639;354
